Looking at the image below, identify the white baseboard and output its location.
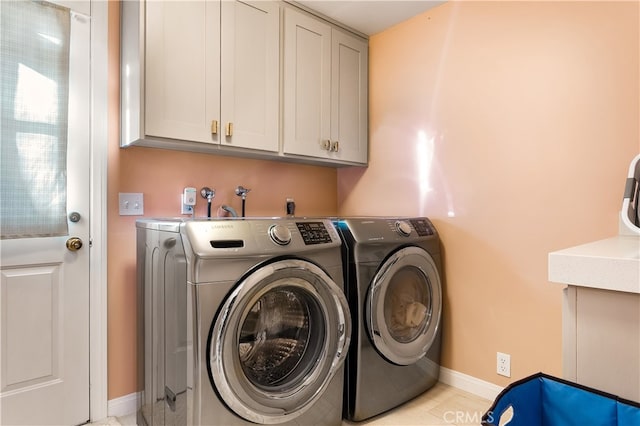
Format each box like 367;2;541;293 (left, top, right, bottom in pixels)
439;367;504;401
107;392;138;418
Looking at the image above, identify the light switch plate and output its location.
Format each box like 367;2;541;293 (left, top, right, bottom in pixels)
119;192;144;216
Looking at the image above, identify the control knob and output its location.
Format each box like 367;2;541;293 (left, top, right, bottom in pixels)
395;220;412;237
269;224;291;245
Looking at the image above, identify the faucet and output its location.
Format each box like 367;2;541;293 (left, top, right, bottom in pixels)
219;205;238;217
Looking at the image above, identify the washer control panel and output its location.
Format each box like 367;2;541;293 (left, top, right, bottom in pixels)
296;221;333;245
181;218;340;256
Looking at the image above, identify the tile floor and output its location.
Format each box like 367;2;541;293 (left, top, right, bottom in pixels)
342;383;492;426
98;382;492;426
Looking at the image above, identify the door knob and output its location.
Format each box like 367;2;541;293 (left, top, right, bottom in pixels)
66;237;83;251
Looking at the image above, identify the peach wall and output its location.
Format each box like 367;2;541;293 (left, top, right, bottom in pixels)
108;0;639;400
107;1;337;399
338;1;639;387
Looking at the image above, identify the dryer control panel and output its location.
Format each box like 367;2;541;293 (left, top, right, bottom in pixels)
388;219;434;238
409;219;435;237
337;217;438;244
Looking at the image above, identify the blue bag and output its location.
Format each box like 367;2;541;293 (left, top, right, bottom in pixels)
482;373;640;426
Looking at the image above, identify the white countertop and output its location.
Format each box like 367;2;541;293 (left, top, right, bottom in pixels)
548;235;640;294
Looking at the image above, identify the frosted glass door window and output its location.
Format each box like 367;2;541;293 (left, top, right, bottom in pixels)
1;0;71;239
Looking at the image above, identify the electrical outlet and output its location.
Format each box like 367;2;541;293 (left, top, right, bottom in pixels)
497;352;511;377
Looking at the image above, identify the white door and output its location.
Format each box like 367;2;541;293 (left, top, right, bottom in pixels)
0;1;91;425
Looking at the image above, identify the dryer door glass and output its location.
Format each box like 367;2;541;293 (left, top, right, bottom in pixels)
367;246;442;365
384;265;431;343
208;258;351;424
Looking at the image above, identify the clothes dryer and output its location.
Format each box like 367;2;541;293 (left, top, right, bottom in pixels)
136;218;351;426
334;217;443;421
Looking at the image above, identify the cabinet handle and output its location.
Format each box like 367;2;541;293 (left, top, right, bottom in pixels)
211;120;218;135
226;122;233;137
331;141;339;152
321;140;331;151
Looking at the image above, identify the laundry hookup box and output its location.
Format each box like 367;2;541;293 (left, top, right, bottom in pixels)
482;373;640;426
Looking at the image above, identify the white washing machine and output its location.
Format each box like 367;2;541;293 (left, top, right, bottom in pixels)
136;218;351;426
334;217;443;421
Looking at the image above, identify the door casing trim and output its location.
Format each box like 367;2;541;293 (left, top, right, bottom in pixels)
89;0;108;421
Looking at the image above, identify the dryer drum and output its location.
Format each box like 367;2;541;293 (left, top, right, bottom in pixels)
384;266;432;343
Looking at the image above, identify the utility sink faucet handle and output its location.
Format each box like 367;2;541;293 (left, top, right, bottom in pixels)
201;187;215;201
235;186;251;200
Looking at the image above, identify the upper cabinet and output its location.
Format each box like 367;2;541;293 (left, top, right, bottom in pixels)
283;7;368;165
143;1;219;144
221;1;280;152
140;0;279;152
121;0;368;167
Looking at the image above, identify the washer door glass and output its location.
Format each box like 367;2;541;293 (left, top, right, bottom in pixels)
238;283;321;390
208;258;351;424
367;246;442;365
